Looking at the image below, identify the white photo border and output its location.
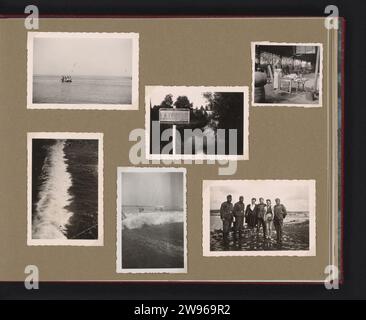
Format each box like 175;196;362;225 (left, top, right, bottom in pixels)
251;41;323;108
116;166;188;274
27;132;104;246
145;86;249;161
27;32;139;110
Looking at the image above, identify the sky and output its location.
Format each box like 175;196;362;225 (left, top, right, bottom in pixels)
209;181;310;212
121;172;183;209
33;37;132;76
149;87;210;109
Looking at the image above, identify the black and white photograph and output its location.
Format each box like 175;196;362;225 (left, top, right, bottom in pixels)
252;42;322;107
27;132;103;246
27;32;139;110
116;167;187;273
203;180;316;256
145;86;249;160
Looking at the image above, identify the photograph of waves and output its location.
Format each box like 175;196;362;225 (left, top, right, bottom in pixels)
117;168;187;273
29;134;102;245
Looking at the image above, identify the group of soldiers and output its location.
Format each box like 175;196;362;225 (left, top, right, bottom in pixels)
220;195;287;246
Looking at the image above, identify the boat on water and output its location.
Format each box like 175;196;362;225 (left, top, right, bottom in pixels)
61;75;72;83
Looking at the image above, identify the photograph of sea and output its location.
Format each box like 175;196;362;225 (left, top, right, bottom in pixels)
28;133;103;245
33;75;132;104
203;179;316;256
117;168;187;273
28;33;139;109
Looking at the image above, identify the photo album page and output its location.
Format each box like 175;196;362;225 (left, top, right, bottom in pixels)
0;17;341;283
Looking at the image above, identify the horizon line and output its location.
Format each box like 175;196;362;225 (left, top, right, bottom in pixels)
34;74;132;77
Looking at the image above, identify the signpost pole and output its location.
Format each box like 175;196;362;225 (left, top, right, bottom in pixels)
172;105;176;155
172;124;176;155
159;108;190;156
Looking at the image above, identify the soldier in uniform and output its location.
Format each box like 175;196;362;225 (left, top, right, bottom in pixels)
233;196;245;239
273;198;287;245
256;197;267;239
220;194;234;245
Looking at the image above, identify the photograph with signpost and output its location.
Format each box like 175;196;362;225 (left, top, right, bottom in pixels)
145;86;249;160
252;42;323;107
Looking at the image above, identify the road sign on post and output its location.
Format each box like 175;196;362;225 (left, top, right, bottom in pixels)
159;108;190;124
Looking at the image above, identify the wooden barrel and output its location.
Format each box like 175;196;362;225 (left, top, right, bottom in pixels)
254;71;267;103
254;86;265;103
254;71;267;87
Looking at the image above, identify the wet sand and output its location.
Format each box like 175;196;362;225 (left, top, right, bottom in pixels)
210;221;309;251
122;222;184;269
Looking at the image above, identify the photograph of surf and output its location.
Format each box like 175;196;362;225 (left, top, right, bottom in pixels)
117;167;187;273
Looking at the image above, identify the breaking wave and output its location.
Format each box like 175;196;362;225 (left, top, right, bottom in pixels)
32;140;73;239
122;210;184;230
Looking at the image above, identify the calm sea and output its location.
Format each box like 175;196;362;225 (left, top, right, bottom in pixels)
33;75;132;104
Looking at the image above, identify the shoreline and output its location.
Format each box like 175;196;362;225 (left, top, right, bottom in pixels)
210;220;309;251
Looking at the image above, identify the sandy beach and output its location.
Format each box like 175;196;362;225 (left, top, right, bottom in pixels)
122;222;184;269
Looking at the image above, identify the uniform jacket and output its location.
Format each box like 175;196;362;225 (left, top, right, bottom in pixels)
273;204;287;221
233;201;245;217
220;201;234;220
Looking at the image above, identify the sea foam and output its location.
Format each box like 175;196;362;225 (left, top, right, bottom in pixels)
122;210;184;230
32;140;73;239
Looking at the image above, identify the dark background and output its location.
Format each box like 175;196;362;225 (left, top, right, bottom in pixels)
0;0;365;300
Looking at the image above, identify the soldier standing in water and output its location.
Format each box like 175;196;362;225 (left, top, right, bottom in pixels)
233;196;245;240
273;198;287;245
220;194;234;246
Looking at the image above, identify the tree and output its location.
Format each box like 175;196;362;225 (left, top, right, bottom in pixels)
203;92;213;109
203;92;242;127
203;92;244;154
174;96;193;109
150;105;161;121
160;94;174;108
